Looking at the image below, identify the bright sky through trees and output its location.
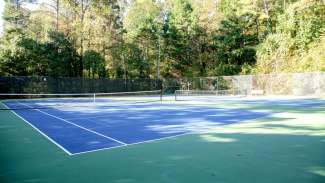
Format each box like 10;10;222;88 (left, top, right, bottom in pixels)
0;0;4;33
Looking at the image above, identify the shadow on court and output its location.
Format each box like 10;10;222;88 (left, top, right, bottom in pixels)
3;101;271;154
0;101;325;183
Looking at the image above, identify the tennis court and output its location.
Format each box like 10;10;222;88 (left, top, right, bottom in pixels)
1;90;325;183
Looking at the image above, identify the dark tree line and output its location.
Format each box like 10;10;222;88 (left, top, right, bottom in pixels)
0;0;324;78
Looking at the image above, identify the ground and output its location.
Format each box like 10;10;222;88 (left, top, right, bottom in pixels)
0;97;325;183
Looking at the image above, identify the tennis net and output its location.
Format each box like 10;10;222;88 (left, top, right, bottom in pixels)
174;89;247;101
0;90;163;110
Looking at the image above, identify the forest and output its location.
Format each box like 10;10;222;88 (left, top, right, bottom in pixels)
0;0;324;79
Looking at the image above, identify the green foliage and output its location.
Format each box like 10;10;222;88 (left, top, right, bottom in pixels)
256;33;296;73
44;31;82;77
124;0;160;40
0;0;324;79
255;0;325;73
125;43;151;79
2;0;30;32
212;14;258;75
296;35;325;71
83;50;106;78
161;0;200;78
0;30;82;77
0;35;30;76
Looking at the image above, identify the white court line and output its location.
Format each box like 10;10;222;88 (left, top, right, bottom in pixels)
17;101;127;146
65;114;115;121
2;102;73;155
36;109;127;145
11;102;198;156
71;115;269;156
3;99;281;156
72;107;281;155
71;132;195;156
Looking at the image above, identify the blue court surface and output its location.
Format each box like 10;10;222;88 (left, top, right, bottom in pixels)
3;99;271;155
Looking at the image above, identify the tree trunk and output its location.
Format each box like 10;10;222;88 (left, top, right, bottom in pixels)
92;62;95;78
56;0;59;31
256;16;259;42
263;0;272;34
78;0;89;77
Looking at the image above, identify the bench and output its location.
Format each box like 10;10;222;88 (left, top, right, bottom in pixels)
251;90;264;96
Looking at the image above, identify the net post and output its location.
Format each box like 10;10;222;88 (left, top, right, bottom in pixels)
158;79;163;102
160;89;163;102
93;93;96;103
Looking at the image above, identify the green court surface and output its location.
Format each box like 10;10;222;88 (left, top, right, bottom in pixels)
1;99;325;183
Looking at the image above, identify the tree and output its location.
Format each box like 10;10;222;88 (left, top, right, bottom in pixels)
0;0;31;76
162;0;199;78
1;0;324;78
123;0;162;78
255;0;325;73
87;0;125;78
212;14;258;75
83;50;105;78
43;31;81;77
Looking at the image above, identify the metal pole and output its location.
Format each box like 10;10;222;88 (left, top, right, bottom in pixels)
157;35;161;80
